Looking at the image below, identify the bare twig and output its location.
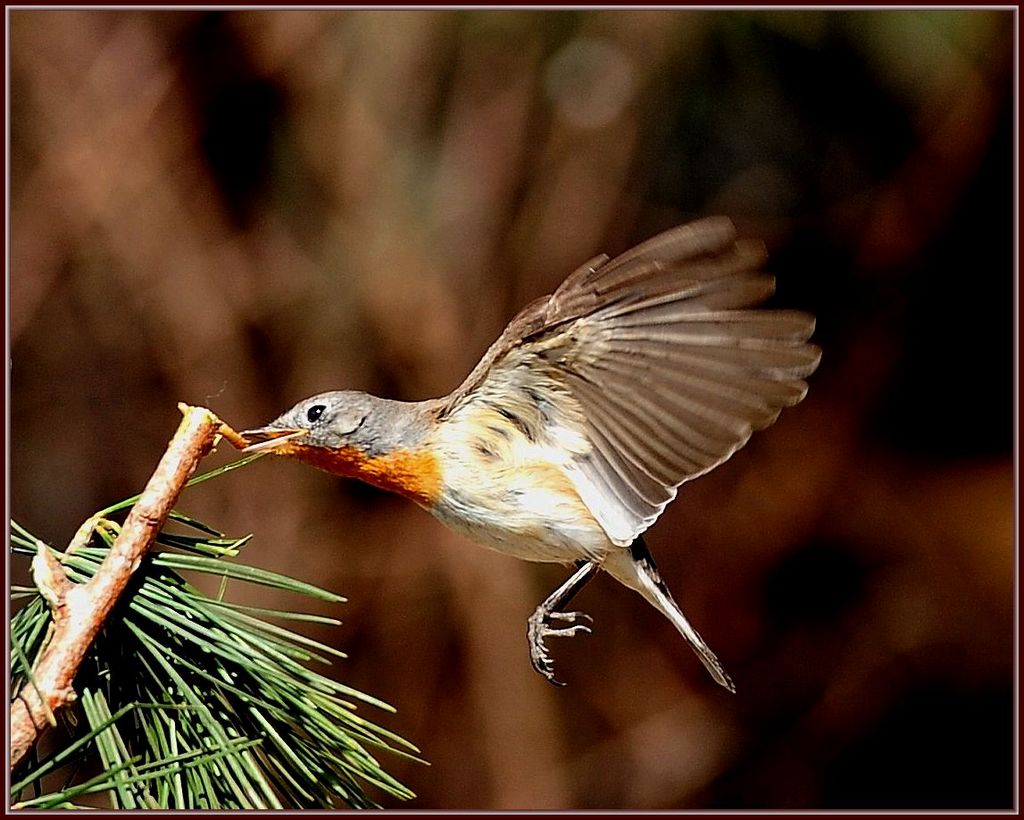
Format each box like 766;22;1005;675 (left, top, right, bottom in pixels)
215;417;249;451
9;405;223;771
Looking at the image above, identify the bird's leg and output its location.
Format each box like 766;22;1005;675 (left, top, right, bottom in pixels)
528;560;599;686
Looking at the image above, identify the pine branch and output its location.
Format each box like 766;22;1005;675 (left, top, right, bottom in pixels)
10;412;419;808
9;404;233;770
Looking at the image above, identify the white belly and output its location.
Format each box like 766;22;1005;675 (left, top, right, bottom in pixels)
427;406;613;564
430;481;611;564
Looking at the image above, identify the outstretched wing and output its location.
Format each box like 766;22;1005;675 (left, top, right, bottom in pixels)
439;217;821;546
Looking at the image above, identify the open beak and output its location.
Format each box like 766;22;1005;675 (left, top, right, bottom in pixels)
239;426;309;454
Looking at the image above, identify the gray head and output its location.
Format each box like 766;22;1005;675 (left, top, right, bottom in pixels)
241;390;433;457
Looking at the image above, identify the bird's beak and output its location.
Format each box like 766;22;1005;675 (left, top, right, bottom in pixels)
239;426;309;454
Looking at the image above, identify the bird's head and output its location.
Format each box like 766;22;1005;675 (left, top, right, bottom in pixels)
240;390;442;502
241;391;381;455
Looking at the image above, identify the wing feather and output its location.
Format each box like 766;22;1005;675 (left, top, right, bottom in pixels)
440;217;821;545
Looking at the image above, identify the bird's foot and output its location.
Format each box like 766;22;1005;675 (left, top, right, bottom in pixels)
527;608;593;686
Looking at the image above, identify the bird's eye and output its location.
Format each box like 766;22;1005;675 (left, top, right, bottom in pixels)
306;404;326;424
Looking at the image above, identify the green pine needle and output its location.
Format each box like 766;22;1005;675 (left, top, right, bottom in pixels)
9;458;423;809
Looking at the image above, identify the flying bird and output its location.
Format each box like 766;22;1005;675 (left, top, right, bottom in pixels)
242;217;821;690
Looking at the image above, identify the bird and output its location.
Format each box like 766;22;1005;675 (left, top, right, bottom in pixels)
241;216;821;691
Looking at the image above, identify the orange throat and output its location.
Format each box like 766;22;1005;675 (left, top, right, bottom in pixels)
272;442;442;507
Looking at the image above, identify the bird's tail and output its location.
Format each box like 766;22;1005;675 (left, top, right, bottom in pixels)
603;538;735;692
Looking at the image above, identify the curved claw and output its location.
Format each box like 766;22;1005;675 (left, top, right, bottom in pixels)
547;610;593;625
527;611;562;684
527;606;593;687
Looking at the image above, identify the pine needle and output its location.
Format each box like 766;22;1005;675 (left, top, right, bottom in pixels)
9;505;422;809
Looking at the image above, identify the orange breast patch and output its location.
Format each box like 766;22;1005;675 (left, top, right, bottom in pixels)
272;442;443;507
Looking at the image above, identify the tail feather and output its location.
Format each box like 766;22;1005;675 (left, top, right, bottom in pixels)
604;539;735;692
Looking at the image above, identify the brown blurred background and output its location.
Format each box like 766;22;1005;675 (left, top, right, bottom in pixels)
8;9;1014;810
